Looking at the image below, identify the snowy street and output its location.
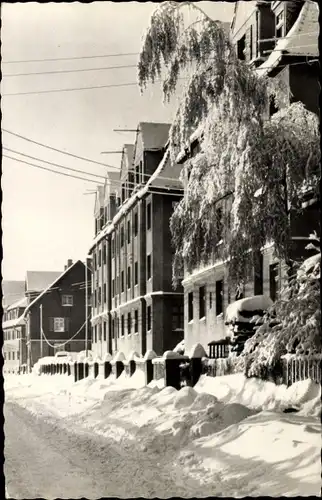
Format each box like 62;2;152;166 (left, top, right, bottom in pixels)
4;372;321;498
5;400;204;499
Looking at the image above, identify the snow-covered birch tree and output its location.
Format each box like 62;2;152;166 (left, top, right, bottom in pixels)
137;1;320;288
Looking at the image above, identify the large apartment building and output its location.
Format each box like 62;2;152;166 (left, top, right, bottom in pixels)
89;122;184;358
178;0;320;352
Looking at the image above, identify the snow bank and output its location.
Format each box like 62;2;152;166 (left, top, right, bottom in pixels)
225;295;273;324
195;373;321;412
173;386;198;409
173;339;185;354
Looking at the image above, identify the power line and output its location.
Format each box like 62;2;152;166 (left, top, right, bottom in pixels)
2;80;140;97
3;147;107;180
3;154;105;185
2;129;117;169
2;52;139;64
3;63;138;78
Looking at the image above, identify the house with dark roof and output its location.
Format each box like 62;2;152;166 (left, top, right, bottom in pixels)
89;122;184;359
22;260;91;370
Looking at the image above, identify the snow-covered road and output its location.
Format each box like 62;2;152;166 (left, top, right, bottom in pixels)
4;401;205;499
4;373;321;498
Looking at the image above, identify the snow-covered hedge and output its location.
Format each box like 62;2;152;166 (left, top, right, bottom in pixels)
236;252;321;378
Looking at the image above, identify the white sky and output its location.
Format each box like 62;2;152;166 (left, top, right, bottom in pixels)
1;1;234;280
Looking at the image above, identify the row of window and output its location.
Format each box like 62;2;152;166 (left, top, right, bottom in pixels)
4;351;19;361
3;308;21;321
93;202;152;270
236;7;285;63
188;281;224;322
187;263;279;322
3;330;23;341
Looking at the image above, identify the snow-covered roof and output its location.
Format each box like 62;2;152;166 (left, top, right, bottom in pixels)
139;122;171;150
225;295;273;324
2;315;26;329
25;270;61;293
7;296;27;311
23;260;85;318
2;280;25;308
89;147;183;251
257;1;319;77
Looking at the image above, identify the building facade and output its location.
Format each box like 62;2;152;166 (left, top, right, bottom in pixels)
3;297;27;374
89;122;184;358
179;1;320;353
22;260;91;370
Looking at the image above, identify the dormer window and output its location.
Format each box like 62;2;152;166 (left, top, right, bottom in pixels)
275;8;285;39
237;34;246;61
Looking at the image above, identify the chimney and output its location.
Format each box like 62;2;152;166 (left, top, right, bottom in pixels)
67;259;73;268
64;265;67;271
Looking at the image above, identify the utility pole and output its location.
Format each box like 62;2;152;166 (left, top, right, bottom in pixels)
40;304;43;358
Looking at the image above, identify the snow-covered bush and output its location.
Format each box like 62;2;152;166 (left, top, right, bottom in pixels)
237;251;321;378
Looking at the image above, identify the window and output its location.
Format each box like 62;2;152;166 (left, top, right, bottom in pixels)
62;295;73;306
120;226;125;248
112;279;115;298
98;324;102;342
127;312;132;335
103;283;107;303
134;262;138;285
111;319;115;339
50;317;68;333
121;271;125;293
111;236;115;258
93;253;97;270
103;242;106;264
134;310;138;333
139;160;143;183
12;352;15;361
209;291;213;309
276;10;284;39
147;305;152;331
254;253;264;295
127;220;131;244
269;263;279;302
134;212;138;236
172;304;184;330
127;266;131;289
199;286;206;319
98;249;102;267
135;165;140;186
216;280;223;316
237;34;246;60
216;207;223;238
188;292;193;322
17;351;19;360
121;315;125;337
98;287;102;304
249;25;253;61
8;352;11;361
147;202;151;230
147;254;152;280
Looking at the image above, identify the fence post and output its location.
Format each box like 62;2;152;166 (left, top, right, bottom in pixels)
188;343;207;387
163;351;189;390
143;350;157;385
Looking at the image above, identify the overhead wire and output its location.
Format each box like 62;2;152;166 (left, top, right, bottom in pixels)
3;154;105;185
3;63;138;78
2;52;139;64
2;128;116;168
3;147;108;180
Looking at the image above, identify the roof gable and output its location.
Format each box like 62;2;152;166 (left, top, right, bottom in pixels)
2;280;25;308
120;144;135;181
25;271;61;293
23;260;85;316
